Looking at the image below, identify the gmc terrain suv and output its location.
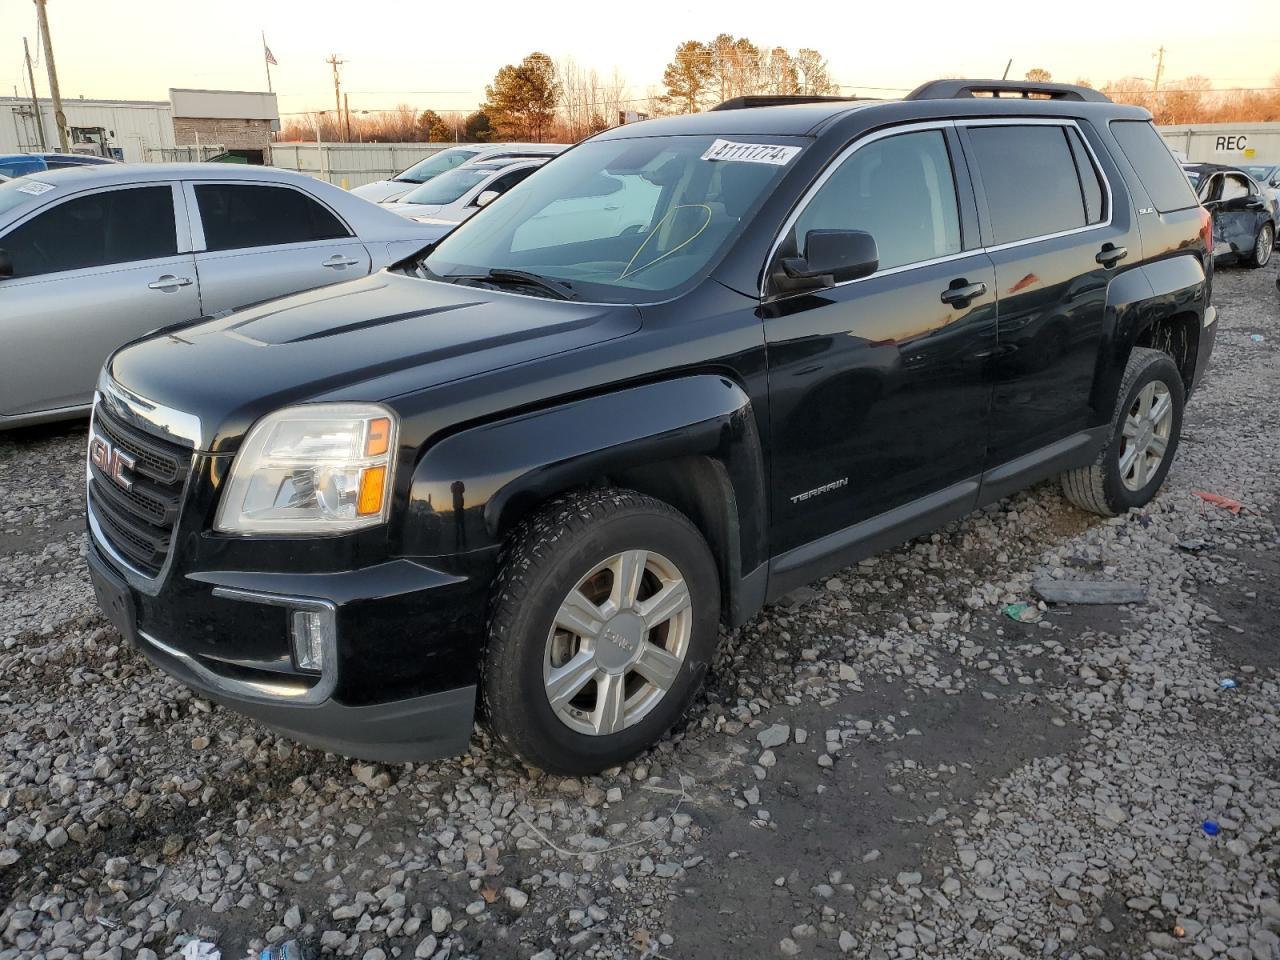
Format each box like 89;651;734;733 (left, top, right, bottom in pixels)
87;80;1216;774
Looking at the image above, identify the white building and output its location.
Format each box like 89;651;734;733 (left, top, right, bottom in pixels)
1;89;279;163
0;95;175;162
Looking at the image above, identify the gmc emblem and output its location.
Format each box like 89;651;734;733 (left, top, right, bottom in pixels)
89;434;136;492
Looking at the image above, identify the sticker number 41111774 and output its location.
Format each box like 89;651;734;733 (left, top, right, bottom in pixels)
700;139;802;166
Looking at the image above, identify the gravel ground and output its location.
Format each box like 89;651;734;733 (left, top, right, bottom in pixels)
2;266;1279;960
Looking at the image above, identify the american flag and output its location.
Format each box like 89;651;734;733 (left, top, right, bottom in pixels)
264;42;278;66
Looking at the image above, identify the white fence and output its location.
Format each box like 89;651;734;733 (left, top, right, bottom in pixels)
267;142;457;188
1157;123;1280;165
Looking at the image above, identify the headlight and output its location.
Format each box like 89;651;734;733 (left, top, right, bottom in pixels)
215;403;397;534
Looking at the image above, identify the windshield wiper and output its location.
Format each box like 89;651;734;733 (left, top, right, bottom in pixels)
455;269;580;301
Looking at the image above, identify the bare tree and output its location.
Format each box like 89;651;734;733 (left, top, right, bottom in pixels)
794;49;838;96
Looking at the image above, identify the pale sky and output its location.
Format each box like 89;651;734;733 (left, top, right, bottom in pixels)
6;0;1277;117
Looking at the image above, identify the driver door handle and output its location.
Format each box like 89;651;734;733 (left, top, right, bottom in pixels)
148;275;193;291
322;255;361;269
940;280;987;307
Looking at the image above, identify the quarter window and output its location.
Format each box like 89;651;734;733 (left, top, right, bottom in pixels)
2;185;177;278
793;129;962;272
1109;120;1199;214
195;184;349;252
967;125;1090;244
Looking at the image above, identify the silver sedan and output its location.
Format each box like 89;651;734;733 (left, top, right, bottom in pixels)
0;164;442;429
383;158;548;237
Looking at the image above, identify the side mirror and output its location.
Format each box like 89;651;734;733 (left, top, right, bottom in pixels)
0;249;12;279
475;189;501;208
778;229;878;291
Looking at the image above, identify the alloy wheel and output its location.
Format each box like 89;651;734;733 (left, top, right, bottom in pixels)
1257;225;1274;267
1118;379;1174;492
542;550;692;736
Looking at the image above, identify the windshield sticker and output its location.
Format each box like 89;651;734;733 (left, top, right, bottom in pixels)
16;180;56;196
700;139;801;166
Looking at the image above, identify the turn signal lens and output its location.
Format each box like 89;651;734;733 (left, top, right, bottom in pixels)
365;417;391;457
357;465;387;516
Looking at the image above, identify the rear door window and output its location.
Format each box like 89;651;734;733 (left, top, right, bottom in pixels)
195;183;349;252
1109;120;1199;213
966;125;1089;245
1065;127;1106;224
2;185;177;278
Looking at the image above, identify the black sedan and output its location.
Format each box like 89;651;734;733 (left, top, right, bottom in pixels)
1184;163;1275;267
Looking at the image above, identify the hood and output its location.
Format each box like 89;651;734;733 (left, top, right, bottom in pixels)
350;180;415;203
387;202;444;219
107;271;642;453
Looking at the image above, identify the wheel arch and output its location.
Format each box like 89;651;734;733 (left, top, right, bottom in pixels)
400;375;770;625
1096;255;1208;411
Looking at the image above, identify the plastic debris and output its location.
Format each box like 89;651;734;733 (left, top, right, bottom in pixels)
259;940;316;960
1250;334;1265;342
182;941;221;960
1202;820;1221;837
1220;678;1238;690
1193;491;1243;514
1032;579;1147;605
1002;602;1042;623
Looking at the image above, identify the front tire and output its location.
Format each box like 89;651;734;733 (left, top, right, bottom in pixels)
1061;347;1185;517
1247;222;1274;268
482;489;720;774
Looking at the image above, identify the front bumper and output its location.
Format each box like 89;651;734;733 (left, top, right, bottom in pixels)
87;534;483;763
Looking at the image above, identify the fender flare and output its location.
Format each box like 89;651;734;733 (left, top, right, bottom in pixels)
400;375;769;610
1094;254;1207;413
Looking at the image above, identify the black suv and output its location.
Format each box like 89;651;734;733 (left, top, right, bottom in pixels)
86;80;1216;774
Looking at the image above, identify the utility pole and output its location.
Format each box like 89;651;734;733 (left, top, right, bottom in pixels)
33;0;69;152
1152;45;1166;95
23;36;48;150
344;92;351;142
326;54;345;141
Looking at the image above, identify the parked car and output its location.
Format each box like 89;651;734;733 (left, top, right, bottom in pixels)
0;164;445;428
1238;162;1280;229
351;144;566;204
88;79;1216;774
384;158;548;236
1185;163;1275;267
0;152;119;178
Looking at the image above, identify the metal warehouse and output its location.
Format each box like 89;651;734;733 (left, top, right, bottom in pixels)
0;88;278;163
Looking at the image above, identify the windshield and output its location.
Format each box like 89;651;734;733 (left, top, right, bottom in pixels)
393;149;479;184
400;168;491;205
422;135;799;303
1239;164;1275;181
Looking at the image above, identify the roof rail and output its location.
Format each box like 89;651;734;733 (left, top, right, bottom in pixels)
905;79;1112;104
710;94;867;111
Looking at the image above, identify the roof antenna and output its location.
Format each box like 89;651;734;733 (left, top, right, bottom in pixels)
1001;59;1013;80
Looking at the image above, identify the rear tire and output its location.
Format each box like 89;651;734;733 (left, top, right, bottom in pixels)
482;488;720;774
1061;347;1184;517
1248;222;1274;268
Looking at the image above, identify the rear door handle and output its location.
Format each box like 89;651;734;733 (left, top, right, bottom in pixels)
1095;244;1128;268
940;280;987;307
322;255;361;269
148;275;193;291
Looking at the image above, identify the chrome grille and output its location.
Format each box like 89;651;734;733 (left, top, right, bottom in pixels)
88;402;193;577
